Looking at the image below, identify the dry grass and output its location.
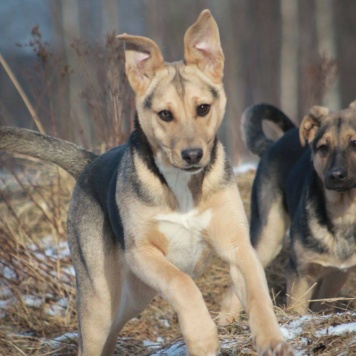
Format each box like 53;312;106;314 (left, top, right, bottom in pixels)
0;160;354;355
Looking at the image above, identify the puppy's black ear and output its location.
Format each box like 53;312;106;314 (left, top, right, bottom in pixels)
299;106;329;146
184;9;224;83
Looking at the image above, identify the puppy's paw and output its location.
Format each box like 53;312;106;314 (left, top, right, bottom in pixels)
217;312;236;326
185;321;220;356
260;341;295;356
186;337;220;356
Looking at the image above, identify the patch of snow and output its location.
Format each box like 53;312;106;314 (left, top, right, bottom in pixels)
45;304;66;317
143;340;162;350
22;295;43;308
221;338;239;349
279;315;313;340
0;286;13;298
315;322;356;337
46;332;78;349
233;162;256;176
45;297;69;317
160;319;171;328
148;313;356;355
62;266;76;276
0;298;15;310
44;240;70;259
3;266;16;280
150;341;186;356
57;297;68;308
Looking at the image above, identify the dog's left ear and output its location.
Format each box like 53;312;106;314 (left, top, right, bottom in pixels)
349;100;356;110
299;106;329;146
117;34;164;95
184;9;224;83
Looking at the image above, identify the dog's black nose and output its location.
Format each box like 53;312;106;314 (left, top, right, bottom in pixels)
328;168;347;182
181;148;203;165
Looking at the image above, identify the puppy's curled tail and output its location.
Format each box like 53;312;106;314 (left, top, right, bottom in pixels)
0;127;98;179
241;104;295;157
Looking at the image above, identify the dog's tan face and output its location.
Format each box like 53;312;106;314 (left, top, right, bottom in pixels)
118;10;226;172
137;63;226;172
300;101;356;191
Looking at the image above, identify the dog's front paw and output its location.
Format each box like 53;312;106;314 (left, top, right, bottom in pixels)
259;341;295;356
185;321;220;356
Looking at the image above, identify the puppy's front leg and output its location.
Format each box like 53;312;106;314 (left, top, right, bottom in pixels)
208;188;294;355
125;244;220;356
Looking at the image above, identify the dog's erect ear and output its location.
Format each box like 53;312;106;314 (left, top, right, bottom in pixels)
184;9;224;83
349;100;356;110
299;106;329;146
117;34;164;95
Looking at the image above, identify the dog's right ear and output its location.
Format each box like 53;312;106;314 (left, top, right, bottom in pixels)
117;34;164;95
184;9;224;83
349;100;356;110
299;106;329;146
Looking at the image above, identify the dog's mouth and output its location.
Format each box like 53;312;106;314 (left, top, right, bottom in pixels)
183;166;203;173
324;169;356;192
327;186;350;192
324;181;356;192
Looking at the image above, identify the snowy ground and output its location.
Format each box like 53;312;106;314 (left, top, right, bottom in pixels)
1;232;354;355
148;314;356;355
0;164;355;354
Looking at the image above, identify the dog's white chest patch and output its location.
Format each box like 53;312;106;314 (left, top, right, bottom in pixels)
155;209;212;275
156;162;196;211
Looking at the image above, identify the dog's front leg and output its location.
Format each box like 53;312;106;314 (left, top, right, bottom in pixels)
208;188;294;355
125;245;220;356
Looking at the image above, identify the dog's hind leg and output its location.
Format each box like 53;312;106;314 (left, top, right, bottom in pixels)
219;284;243;324
310;269;350;313
69;217;122;356
68;197;156;356
251;194;289;268
71;231;155;356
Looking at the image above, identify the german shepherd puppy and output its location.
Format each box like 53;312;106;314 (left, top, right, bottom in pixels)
239;102;356;315
0;11;293;356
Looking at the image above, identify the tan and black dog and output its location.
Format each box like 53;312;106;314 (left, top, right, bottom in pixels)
235;102;356;316
0;11;293;356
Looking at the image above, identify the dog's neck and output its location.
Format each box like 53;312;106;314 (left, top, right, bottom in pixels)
155;162;205;212
130;117;167;186
324;187;356;223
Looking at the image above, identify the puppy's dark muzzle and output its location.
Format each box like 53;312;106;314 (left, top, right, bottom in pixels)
325;167;355;191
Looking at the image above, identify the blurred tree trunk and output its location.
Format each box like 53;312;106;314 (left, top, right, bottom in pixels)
333;0;356;108
102;0;120;34
50;1;71;138
220;0;249;164
315;0;340;110
280;0;299;121
118;0;146;35
297;0;317;119
51;1;88;144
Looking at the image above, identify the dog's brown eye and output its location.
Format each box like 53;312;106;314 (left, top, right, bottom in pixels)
350;140;356;149
318;144;329;154
197;104;211;117
158;110;174;122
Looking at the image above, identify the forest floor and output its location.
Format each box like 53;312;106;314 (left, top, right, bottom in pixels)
0;158;354;355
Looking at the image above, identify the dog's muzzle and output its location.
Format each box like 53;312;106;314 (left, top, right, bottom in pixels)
325;167;355;191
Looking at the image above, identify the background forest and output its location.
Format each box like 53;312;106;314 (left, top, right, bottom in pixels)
0;1;355;355
1;0;356;164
